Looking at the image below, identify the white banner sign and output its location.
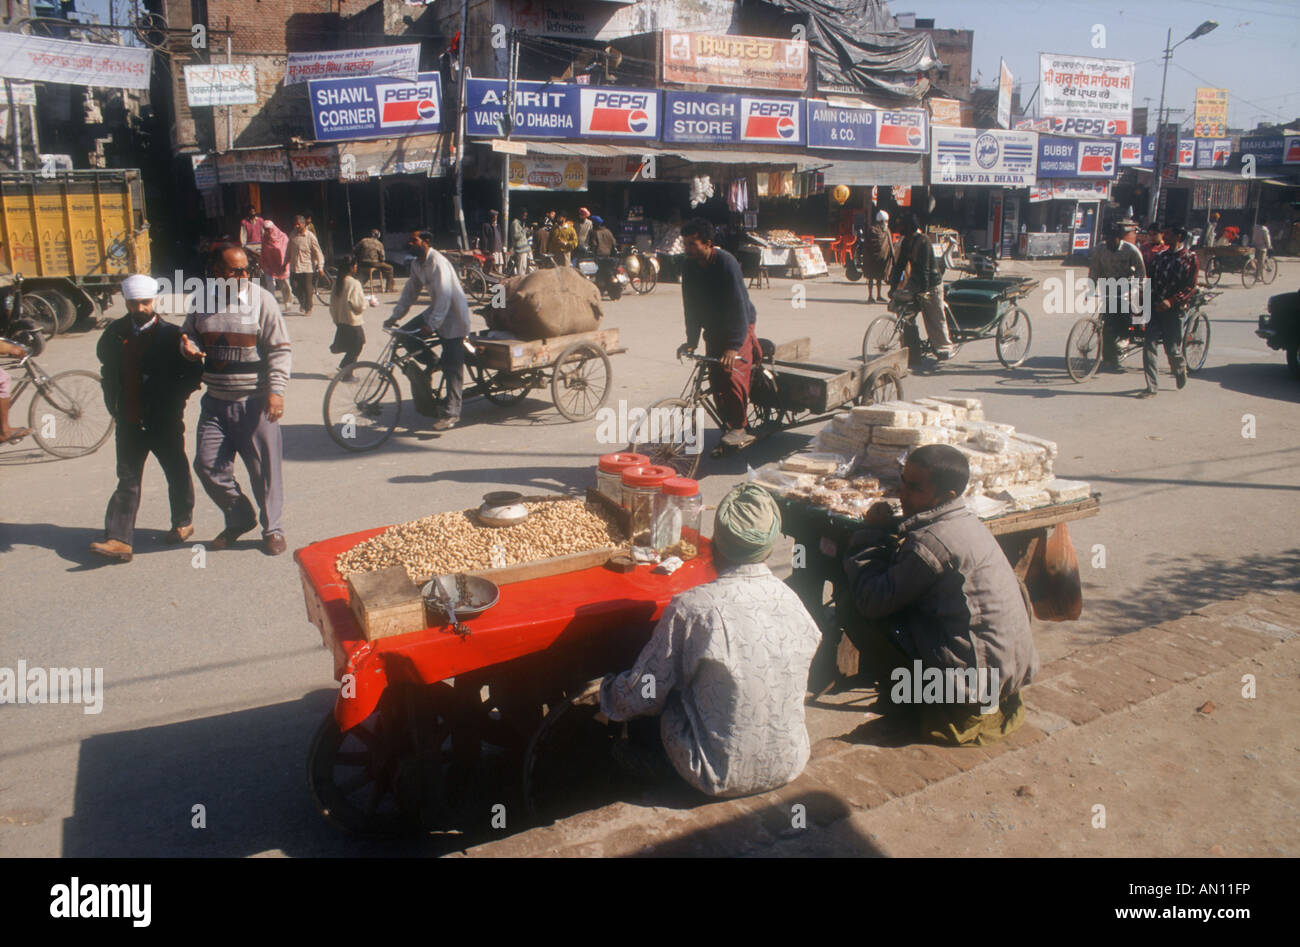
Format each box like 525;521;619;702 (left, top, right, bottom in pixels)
0;33;151;89
932;128;1038;187
184;64;257;107
216;149;291;183
1039;53;1134;132
290;147;340;181
997;59;1012;130
284;44;419;86
1028;178;1111;202
10;83;37;107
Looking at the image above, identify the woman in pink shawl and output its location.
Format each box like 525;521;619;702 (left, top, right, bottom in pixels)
259;220;291;305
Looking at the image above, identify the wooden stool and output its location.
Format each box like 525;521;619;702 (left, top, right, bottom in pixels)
748;265;770;289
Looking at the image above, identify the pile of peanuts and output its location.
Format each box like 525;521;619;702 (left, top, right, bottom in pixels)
336;499;626;583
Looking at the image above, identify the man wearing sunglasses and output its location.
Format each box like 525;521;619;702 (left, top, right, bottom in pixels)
180;243;293;555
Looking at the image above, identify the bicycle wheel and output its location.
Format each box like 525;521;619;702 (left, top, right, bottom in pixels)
1204;255;1221;287
1065;318;1103;382
1262;256;1279;285
29;370;114;458
1183;312;1211;373
631;255;657;294
19;293;58;339
461;266;489;303
995;306;1032;369
862;315;903;363
314;267;337;307
323;361;401;451
627;396;702;479
1241;258;1258;288
550;341;611;421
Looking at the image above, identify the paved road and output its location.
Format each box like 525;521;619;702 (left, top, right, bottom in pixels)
1;257;1296;856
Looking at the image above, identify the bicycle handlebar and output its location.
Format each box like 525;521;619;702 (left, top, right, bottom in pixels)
679;351;724;365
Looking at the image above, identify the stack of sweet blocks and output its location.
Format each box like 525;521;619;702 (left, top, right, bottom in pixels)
799;397;1090;518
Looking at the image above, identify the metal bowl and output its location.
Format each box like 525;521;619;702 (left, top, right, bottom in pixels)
479;491;529;527
421;573;500;621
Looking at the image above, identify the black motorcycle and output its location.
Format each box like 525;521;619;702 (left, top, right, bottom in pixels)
1257;288;1300;379
574;250;630;300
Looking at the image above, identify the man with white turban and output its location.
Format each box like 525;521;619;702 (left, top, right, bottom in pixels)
598;484;822;798
90;274;204;562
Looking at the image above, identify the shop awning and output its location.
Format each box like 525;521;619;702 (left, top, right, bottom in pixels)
492;140;809;167
512;142;651;159
813;152;924;187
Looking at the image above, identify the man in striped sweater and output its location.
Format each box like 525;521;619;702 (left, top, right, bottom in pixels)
180;244;293;555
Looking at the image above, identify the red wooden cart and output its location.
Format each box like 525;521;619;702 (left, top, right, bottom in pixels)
294;528;718;836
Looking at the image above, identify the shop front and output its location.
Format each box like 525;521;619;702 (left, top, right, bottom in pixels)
929;127;1040;256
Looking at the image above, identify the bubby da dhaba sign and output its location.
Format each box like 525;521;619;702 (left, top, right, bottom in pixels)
662;92;803;145
309;72;443;142
932;128;1037;186
466;80;660;140
1036;136;1118;178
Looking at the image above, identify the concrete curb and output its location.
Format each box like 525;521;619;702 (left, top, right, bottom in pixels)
451;589;1300;857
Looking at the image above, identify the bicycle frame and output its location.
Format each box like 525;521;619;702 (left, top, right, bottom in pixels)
676;354;728;432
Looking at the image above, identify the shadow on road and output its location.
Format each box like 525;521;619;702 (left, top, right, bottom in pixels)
1192;362;1300;403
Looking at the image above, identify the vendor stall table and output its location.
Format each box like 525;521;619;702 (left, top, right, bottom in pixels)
294;525;718;836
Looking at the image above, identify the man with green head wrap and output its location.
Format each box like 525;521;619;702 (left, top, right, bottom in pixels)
600;483;822;798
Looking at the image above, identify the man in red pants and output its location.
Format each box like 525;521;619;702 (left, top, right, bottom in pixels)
677;218;760;449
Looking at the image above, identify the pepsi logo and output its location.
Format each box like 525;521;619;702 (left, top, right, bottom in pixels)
907;126;923;147
628;109;649;134
1286;139;1300;162
777;116;796;139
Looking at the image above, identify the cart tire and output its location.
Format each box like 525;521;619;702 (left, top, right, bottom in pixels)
1182;312;1211;373
1204;256;1221;287
995;306;1033;369
1262;256;1279;285
862;315;903;363
19;293;58;340
550;341;611;421
479;365;537;406
1065;318;1103;383
1241;258;1258;288
861;368;904;405
29;289;77;333
628;396;702;479
522;696;629;826
29;370;114;458
323;361;402;452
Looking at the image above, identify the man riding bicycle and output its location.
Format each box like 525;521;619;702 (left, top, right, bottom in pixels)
888;213;954;360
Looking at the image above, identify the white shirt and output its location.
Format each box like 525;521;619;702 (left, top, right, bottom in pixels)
391;247;471;338
601;563;823;797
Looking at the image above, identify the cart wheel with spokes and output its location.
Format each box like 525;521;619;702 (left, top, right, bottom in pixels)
307;683;462;838
996;306;1033;369
461;266;490;304
314;266;337;307
859;367;904;405
628;396;703;479
1204;255;1221;287
30;370;114;458
522;695;631;827
1241;258;1258;288
323;361;402;451
479;365;537;406
1065;317;1103;382
1183;312;1211;373
862;315;903;363
631;255;658;294
550;340;611;421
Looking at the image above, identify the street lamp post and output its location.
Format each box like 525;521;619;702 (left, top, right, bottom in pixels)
1148;20;1218;226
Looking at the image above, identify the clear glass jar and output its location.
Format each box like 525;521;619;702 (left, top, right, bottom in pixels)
652;477;702;559
596;452;649;505
621;464;675;548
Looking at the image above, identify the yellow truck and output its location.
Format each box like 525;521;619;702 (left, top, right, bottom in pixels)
0;169;150;335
